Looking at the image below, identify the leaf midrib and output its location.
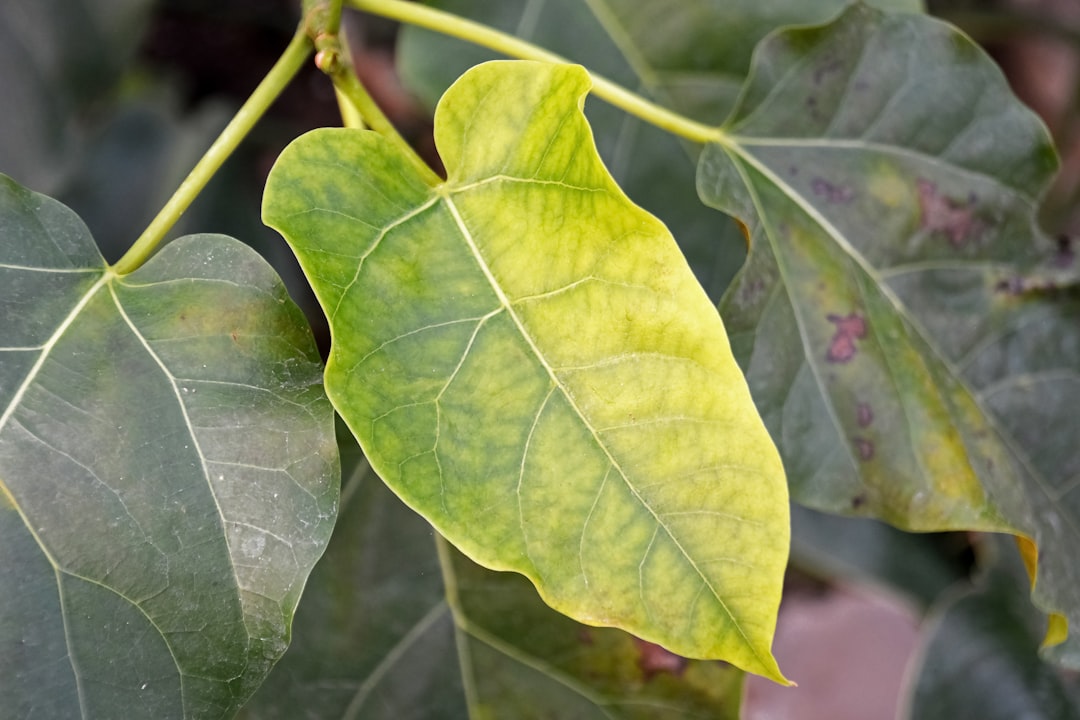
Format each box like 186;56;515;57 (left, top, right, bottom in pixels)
1;266;254;718
437;187;763;664
0;271;111;436
0;269;195;718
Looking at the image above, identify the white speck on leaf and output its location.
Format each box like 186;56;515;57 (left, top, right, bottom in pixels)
241;534;266;559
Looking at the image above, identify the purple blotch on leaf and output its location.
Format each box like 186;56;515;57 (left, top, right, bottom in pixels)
917;179;981;247
811;177;855;204
633;638;689;680
854;438;874;461
825;312;867;363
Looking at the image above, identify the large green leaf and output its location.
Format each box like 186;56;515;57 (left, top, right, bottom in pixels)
396;0;922;302
0;175;339;717
239;442;745;719
264;60;789;680
698;5;1079;655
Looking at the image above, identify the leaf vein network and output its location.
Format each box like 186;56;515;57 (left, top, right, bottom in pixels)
439;193;760;656
512;275;651;305
449;174;607;195
109;283;250;650
330;197;440;322
578;465;613;589
353;313;496;368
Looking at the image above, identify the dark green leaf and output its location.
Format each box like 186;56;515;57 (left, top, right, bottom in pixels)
904;538;1080;720
0;175;339;718
237;447;464;719
967;283;1080;665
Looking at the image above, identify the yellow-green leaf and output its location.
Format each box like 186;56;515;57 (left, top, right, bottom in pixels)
264;60;789;680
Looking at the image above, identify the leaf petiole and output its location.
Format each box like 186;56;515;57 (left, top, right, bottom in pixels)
327;55;443;184
111;25;313;275
334;86;367;130
347;0;727;146
305;0;441;183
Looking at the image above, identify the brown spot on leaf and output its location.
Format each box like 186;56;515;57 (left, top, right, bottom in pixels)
230;330;240;344
633;638;688;680
851;493;867;509
854;437;875;461
856;402;874;428
811;177;855;204
916;179;981;247
825;312;867;363
577;628;593;646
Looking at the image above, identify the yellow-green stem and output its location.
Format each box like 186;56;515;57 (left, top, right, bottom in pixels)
335;86;367;129
331;66;443;185
112;26;313;275
347;0;727;146
304;0;345;37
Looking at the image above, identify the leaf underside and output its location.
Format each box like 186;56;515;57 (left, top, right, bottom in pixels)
264;61;789;680
0;175;339;719
702;4;1079;659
